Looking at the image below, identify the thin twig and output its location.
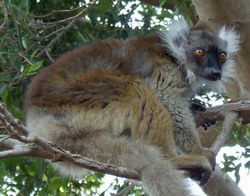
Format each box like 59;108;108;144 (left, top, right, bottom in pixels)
37;0;98;58
0;147;32;158
31;23;57;29
45;49;55;62
33;10;88;27
0;137;54;159
34;26;65;39
0;0;9;32
0;135;23;149
0;104;28;136
116;183;136;196
33;7;83;18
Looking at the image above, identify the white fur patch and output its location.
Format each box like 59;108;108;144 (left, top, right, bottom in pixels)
218;27;241;57
221;59;235;83
160;18;189;64
218;27;240;84
52;162;91;178
190;77;226;94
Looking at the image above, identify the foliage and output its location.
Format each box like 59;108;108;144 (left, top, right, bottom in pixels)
0;0;249;195
0;157;105;195
221;123;250;183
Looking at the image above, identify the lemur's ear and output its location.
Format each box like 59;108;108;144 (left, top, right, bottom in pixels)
160;18;190;64
218;26;241;57
218;27;240;84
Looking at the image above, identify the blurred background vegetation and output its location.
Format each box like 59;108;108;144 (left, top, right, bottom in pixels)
0;0;249;195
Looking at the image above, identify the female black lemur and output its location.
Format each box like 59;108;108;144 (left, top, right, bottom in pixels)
25;19;240;196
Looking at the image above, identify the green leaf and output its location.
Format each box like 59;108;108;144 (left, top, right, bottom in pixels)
48;176;62;191
234;163;241;184
246;128;250;137
245;160;250;169
27;61;43;73
22;38;28;49
47;166;55;176
1;89;9;105
94;173;105;179
27;162;37;177
30;49;39;60
42;174;48;182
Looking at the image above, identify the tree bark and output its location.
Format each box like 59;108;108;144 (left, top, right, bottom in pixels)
205;167;245;196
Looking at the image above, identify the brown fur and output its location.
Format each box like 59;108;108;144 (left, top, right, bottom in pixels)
26;35;215;196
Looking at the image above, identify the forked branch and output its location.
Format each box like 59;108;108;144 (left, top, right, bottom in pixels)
0;101;249;181
0;103;140;180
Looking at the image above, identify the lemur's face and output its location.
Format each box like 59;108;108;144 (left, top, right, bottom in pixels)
187;30;228;81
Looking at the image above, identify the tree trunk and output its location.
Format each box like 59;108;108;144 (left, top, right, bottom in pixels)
192;1;250;195
204;167;245;196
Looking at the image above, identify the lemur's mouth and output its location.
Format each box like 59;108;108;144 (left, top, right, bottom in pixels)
205;73;221;81
199;69;222;81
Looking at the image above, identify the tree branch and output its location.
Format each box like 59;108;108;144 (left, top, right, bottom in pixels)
0;103;140;180
33;7;83;18
0;147;33;158
210;112;238;154
0;100;249;183
204;166;245;196
195;100;250;127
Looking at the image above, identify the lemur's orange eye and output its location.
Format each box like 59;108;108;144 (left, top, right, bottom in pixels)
194;49;205;57
219;52;227;60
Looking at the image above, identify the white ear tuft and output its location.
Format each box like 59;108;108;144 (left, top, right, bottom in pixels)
160;18;190;64
218;27;241;57
218;27;240;83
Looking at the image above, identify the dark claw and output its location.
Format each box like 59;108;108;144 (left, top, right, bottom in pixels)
199;169;212;186
202;124;208;130
184;150;216;185
202;121;216;131
185;167;212;186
